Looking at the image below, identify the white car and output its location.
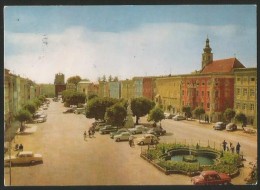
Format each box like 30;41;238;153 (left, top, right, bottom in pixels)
34;114;47;123
136;134;159;145
114;132;132;142
4;151;43;165
128;125;148;134
173;115;186;121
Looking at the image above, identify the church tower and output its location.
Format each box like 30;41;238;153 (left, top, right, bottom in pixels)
202;37;213;69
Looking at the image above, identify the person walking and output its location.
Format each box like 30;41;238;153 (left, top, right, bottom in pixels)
222;140;227;151
236;142;241;154
88;129;92;138
91;127;95;138
129;135;134;147
230;144;235;153
19;144;23;151
83;131;87;141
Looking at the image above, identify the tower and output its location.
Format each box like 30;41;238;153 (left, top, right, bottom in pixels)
54;73;66;97
202;37;213;69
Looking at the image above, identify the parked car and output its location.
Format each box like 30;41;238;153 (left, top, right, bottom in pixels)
42;105;48;110
213;122;226;130
191;170;231;185
146;127;166;136
99;125;118;134
128;125;149;135
74;108;85;114
173;115;186;121
4;151;43;166
114;132;132;142
110;128;130;139
94;122;106;131
164;113;174;119
226;123;237;131
136;134;159;145
34;114;47;123
63;108;75;113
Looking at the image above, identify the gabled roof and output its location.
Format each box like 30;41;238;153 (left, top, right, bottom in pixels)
201;58;245;74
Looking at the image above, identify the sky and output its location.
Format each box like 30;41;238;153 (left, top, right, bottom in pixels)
4;5;257;84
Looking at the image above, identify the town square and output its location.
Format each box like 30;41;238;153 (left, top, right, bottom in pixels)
3;4;257;187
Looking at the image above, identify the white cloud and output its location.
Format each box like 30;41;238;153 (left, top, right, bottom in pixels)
4;22;256;83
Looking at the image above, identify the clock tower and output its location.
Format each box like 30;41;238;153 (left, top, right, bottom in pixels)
202;37;213;69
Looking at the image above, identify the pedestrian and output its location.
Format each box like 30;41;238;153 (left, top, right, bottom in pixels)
19;144;23;151
230;142;232;149
84;131;87;140
88;129;92;138
236;142;241;154
230;144;235;153
91;128;95;138
222;140;227;151
129;135;134;147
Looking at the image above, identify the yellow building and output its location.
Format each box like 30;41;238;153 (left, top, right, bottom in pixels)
234;68;257;127
154;76;182;114
120;79;134;100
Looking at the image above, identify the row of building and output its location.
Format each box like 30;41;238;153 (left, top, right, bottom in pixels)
4;38;257;128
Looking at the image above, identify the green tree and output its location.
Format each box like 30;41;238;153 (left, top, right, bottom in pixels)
87;94;98;101
113;76;119;82
67;92;86;106
224;108;236;123
193;107;205;123
23;101;37;115
102;75;107;82
67;75;82;85
182;106;192;118
147;107;165;125
32;98;41;109
105;103;127;128
131;97;155;124
38;95;46;103
108;75;113;82
15;109;32;131
235;113;247;130
85;97;118;120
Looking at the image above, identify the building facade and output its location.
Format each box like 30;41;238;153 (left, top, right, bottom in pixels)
234;68;257;127
54;73;66;97
120;79;135;100
109;81;121;99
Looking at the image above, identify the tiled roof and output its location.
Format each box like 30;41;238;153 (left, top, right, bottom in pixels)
201;58;245;74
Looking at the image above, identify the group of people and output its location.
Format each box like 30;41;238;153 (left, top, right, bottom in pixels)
222;140;241;154
83;126;96;140
15;143;24;151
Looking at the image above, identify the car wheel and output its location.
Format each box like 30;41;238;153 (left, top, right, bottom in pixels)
132;131;136;135
116;138;120;142
140;141;144;145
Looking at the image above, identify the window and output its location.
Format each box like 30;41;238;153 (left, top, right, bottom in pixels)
237;88;240;95
207;103;210;108
201;102;204;107
250;104;255;111
250;77;255;82
242;104;246;110
243;89;248;96
250;89;255;97
182;90;184;95
202;91;204;97
236;103;240;109
207;91;210;97
237;77;241;82
196;91;199;96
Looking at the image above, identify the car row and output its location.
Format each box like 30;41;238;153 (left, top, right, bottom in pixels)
213;122;237;131
164;113;187;121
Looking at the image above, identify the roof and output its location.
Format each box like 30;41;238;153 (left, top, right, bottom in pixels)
201;58;245;74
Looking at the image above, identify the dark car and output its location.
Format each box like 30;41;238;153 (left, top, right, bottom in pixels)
146;127;166;136
99;125;118;134
191;170;231;185
213;122;226;130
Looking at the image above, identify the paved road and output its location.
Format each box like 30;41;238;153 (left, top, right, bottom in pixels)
4;100;257;186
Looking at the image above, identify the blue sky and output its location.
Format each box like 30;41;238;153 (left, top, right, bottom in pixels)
4;5;257;83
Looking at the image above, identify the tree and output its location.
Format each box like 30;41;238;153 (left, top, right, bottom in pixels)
224;108;236;123
131;97;155;124
105;103;127;128
113;76;119;82
182;106;192;118
102;75;107;82
23;101;37;115
235;113;247;130
147;107;165;125
67;92;86;106
85;97;118;120
167;105;172;112
15;109;32;131
87;94;98;101
32;98;41;109
193;107;205;123
108;75;113;82
67;75;82;85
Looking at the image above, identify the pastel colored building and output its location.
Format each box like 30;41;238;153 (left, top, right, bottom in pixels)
143;77;156;100
120;79;135;100
109;81;121;99
133;77;143;98
234;68;257;127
